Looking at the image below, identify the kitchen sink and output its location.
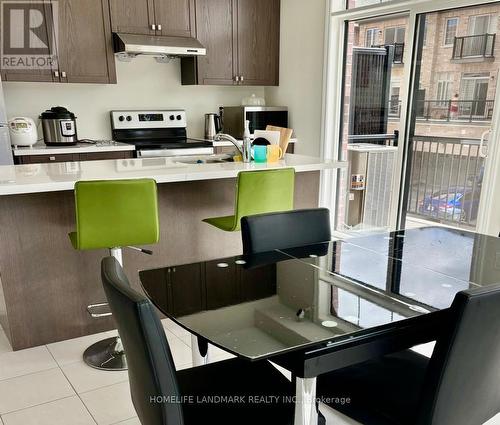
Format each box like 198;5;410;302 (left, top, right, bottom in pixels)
174;155;234;165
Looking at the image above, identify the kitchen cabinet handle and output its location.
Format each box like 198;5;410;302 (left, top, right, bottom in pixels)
240;75;244;83
151;24;156;30
61;71;67;78
54;71;59;77
157;24;162;31
235;76;240;83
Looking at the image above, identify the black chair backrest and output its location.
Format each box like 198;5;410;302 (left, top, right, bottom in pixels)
241;208;331;255
419;286;500;425
101;256;183;425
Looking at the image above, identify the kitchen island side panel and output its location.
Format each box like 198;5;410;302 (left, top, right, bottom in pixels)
0;171;320;350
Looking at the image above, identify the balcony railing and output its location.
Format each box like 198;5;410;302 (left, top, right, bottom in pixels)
452;34;495;59
372;42;405;63
416;99;494;122
406;136;484;227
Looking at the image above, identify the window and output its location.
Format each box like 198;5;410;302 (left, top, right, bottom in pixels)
385;26;406;44
460;72;489;116
422;16;428;46
468;14;493;35
365;28;379;47
389;84;401;116
444;18;459;46
436;73;453;106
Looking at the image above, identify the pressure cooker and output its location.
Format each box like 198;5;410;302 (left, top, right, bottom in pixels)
40;106;78;146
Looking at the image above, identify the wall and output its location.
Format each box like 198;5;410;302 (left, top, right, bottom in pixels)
2;57;265;140
265;0;327;157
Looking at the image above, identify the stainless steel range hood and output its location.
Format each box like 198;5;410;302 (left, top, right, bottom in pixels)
113;33;206;60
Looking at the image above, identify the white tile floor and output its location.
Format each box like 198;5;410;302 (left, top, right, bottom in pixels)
0;319;233;425
0;322;498;425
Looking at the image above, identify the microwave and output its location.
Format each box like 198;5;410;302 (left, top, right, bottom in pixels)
220;106;288;139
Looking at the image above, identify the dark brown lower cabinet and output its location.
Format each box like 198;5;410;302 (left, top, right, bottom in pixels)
168;264;204;317
205;260;239;310
240;263;276;302
14;151;134;164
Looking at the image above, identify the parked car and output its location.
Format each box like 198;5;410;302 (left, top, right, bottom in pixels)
418;186;480;223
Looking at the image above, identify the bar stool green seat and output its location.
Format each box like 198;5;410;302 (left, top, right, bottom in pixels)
203;168;295;232
70;178;159;371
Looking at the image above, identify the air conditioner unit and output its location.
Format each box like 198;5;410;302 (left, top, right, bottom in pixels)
346;143;398;230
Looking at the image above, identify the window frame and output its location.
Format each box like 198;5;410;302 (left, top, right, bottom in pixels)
443;17;459;46
365;27;380;46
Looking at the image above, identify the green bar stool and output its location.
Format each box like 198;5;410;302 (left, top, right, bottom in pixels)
70;178;159;370
203;168;295;231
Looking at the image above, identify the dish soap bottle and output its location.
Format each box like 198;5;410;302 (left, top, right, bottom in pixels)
242;120;252;163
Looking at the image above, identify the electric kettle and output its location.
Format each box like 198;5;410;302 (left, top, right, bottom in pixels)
204;113;222;140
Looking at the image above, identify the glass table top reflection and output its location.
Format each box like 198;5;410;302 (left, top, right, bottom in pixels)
279;226;500;311
138;226;500;360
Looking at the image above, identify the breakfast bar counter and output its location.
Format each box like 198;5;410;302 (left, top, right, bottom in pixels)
0;155;345;350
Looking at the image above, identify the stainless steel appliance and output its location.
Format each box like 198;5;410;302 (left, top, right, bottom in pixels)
113;33;206;61
111;110;214;158
0;76;13;165
220;106;288;139
40;106;78;146
204;113;222;140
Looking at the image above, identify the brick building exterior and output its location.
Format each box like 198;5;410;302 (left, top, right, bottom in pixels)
356;5;499;139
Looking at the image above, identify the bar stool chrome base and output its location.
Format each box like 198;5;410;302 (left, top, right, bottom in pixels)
83;337;127;371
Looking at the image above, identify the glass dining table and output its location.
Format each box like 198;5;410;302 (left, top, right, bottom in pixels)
139;226;500;425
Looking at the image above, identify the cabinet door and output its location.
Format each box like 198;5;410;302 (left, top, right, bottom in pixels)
154;0;194;38
80;151;132;161
239;264;277;302
205;260;238;310
57;0;116;84
168;264;203;317
1;1;58;82
235;0;280;86
110;0;155;35
194;0;236;85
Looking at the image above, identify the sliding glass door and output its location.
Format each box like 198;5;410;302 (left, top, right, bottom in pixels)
328;0;500;236
401;3;500;231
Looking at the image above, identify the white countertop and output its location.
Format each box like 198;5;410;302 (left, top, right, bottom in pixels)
0;154;346;196
12;142;135;156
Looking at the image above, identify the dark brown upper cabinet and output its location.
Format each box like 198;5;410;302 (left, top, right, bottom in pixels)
110;0;194;38
181;0;280;86
1;0;116;84
0;1;58;82
57;0;116;83
235;0;280;86
154;0;195;37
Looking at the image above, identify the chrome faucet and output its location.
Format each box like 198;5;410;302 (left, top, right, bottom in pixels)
214;133;251;163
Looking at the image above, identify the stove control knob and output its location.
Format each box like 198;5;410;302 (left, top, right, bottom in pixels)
118;115;125;122
176;115;182;121
126;115;132;122
169;115;175;121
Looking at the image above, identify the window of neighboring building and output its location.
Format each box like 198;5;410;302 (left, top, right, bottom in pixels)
436;73;453;106
460;72;490;116
422;17;428;47
365;28;379;47
468;14;495;35
389;83;401;116
385;26;406;44
444;17;459;46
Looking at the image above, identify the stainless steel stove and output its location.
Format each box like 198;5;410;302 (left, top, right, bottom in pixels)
110;110;214;158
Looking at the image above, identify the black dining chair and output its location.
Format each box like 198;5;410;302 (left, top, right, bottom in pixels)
241;208;331;255
100;256;295;425
316;286;500;425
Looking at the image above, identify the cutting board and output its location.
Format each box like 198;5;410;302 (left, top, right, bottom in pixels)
266;125;293;156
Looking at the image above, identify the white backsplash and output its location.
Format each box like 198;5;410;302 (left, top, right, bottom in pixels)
2;57;265;140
